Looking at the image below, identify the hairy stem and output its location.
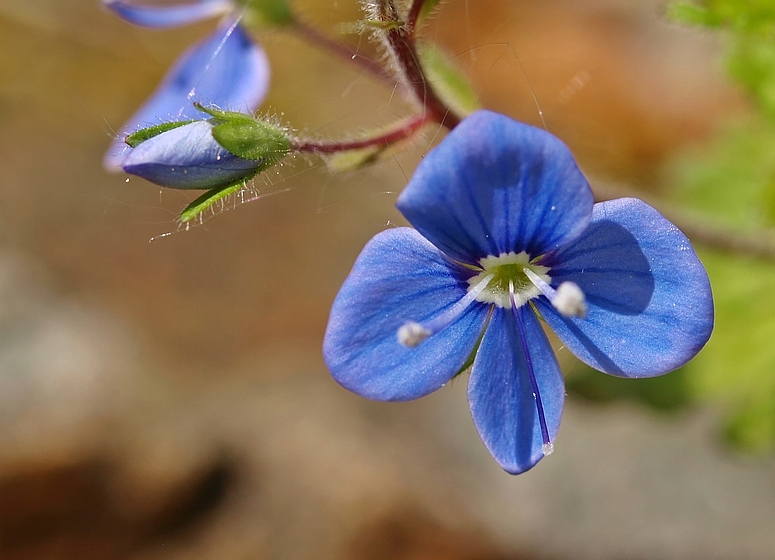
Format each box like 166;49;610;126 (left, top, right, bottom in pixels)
291;18;395;87
407;0;426;34
291;113;429;154
375;0;462;128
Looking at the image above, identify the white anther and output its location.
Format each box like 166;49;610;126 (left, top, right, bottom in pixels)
397;321;431;348
398;274;494;350
552;282;587;318
541;442;555;456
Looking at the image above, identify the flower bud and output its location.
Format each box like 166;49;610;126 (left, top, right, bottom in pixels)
121;112;289;190
198;105;290;166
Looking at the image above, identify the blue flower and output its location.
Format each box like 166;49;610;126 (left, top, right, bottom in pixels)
323;110;714;474
103;1;270;171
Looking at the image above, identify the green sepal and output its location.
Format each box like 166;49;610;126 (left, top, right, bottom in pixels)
236;0;294;27
179;180;249;223
124;120;195;148
211;118;290;165
418;43;480;118
416;0;442;29
194;104;290;167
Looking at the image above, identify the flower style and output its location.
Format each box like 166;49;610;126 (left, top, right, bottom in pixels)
103;0;270;171
323;110;714;474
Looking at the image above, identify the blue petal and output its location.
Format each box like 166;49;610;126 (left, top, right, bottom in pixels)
104;22;269;171
396;110;593;264
103;0;232;28
323;228;490;401
121;120;261;189
537;198;714;377
468;306;565;474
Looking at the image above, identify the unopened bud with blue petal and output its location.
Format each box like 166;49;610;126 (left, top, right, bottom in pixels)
102;19;270;172
122;109;290;190
103;0;294;28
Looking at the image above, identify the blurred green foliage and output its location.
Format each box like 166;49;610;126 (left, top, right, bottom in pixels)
668;1;775;34
672;119;775;230
568;0;775;454
669;1;775;453
566;365;693;413
691;250;775;452
670;1;775;116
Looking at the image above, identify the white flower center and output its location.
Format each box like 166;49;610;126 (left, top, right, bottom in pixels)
467;251;551;309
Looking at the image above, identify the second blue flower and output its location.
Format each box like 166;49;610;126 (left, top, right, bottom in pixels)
323;110;714;474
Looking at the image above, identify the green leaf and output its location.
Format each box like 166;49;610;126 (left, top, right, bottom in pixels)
179;181;248;223
124;120;195;148
417;43;480;118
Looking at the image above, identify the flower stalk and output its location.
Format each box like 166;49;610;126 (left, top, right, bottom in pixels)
374;0;463;128
290;17;395;86
407;0;426;34
384;24;462;128
291;113;429;154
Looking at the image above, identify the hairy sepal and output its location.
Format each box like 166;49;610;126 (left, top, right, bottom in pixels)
125;120;196;148
196;104;290;167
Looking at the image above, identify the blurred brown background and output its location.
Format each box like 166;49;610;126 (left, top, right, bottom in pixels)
1;1;773;559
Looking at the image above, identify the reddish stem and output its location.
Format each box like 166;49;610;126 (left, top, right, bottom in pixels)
380;4;462;129
407;0;425;34
292;113;430;154
291;19;395;87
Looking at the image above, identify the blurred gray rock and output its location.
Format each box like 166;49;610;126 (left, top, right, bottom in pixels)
0;249;137;464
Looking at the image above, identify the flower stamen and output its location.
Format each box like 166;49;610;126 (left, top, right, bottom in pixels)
523;268;587;318
468;252;550;309
396;321;431;347
397;273;494;347
509;280;553;456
